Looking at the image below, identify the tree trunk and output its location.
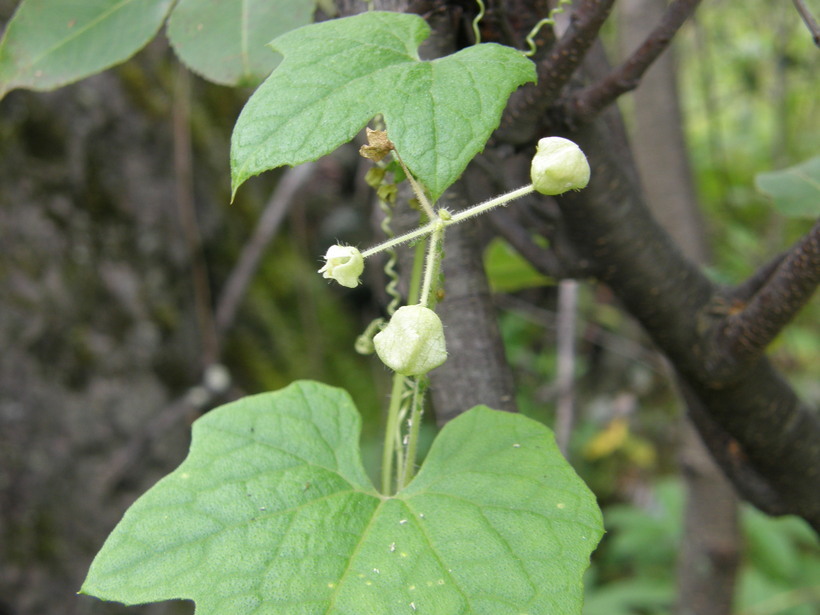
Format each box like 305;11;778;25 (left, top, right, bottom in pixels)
619;1;741;612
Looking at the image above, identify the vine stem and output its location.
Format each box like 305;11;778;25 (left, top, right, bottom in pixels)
450;184;535;224
375;182;536;494
394;222;446;490
419;221;445;307
399;378;427;490
379;214;431;495
381;373;407;495
380;218;449;494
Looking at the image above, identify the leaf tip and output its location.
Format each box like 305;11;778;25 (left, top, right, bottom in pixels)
230;166;249;203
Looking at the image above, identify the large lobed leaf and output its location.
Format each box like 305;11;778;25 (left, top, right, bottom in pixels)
83;380;603;614
0;0;315;97
755;156;820;218
167;0;315;87
230;11;536;201
0;0;174;98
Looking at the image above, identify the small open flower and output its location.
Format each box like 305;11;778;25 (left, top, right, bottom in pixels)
530;137;590;195
374;305;447;376
318;245;364;288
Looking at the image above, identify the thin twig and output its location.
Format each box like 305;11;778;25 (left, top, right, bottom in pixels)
793;0;820;47
542;0;616;93
730;250;788;306
172;64;219;366
554;279;578;456
719;218;820;366
215;163;316;334
566;0;703;124
494;294;663;373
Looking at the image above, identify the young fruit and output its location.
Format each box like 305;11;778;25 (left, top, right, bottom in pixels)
530;136;590;195
373;305;447;376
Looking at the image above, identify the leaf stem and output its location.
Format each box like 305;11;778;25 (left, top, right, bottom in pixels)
392;149;436;220
361;184;535;259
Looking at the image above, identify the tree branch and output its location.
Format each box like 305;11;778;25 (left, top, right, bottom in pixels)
215;163;316;335
555;117;820;530
793;0;820;47
730;250;788;306
554;279;579;456
497;0;616;144
717;218;820;369
679;379;789;516
172;65;219;367
565;0;703;124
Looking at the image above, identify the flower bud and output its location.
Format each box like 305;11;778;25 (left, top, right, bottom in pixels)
530;137;590;195
318;245;364;288
373;305;447;376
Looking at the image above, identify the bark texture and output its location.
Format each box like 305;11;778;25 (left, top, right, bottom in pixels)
0;42;238;615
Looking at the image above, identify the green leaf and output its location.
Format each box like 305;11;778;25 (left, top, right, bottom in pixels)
230;11;535;201
754;156;820;218
83;380;602;614
0;0;174;99
167;0;315;87
484;238;553;293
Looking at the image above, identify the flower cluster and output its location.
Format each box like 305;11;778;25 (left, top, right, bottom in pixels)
319;136;590;376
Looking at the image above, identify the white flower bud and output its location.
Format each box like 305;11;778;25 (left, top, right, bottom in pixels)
318;245;364;288
373;305;447;376
530;137;590;195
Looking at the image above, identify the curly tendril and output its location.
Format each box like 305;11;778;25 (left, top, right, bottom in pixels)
379;196;403;317
473;0;574;56
472;0;486;44
524;0;574;57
